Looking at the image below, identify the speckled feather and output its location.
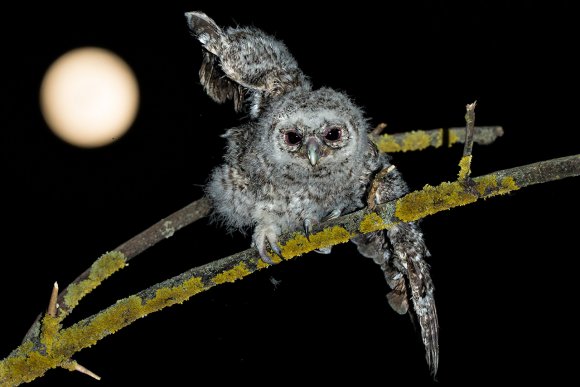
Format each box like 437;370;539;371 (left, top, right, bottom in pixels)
186;11;439;376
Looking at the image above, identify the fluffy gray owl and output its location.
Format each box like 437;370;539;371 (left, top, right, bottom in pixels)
186;12;439;375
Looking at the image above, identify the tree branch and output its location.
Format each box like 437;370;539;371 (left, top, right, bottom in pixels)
2;153;578;385
458;101;477;179
371;125;503;153
22;197;212;342
22;123;500;341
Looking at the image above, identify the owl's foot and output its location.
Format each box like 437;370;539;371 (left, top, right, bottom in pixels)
303;209;342;237
253;224;282;264
304;209;342;255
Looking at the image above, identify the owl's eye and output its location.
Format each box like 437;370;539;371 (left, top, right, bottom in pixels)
284;130;302;145
324;127;342;142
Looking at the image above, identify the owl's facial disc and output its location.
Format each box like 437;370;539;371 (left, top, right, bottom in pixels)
277;115;349;167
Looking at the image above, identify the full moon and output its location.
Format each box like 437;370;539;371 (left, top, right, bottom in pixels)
40;47;139;148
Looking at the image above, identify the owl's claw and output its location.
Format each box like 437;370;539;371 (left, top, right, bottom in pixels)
305;210;341;254
259;251;276;265
253;225;282;264
270;242;282;257
304;218;314;239
304;209;340;237
321;209;341;222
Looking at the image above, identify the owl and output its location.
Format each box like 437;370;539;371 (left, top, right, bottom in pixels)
186;12;439;375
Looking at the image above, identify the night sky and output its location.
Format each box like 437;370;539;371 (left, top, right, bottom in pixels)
1;2;578;385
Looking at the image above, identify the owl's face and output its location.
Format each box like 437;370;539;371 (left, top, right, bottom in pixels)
261;88;369;169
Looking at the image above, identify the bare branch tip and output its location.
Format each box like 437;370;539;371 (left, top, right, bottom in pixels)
371;122;388;136
48;281;59;317
73;361;101;381
466;101;477;111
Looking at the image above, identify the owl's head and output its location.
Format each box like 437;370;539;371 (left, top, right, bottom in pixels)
186;12;373;168
259;88;370;168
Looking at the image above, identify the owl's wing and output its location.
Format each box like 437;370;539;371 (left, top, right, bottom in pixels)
185;12;244;112
185;12;310;117
352;159;439;376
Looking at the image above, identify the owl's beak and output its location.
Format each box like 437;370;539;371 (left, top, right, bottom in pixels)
306;138;321;166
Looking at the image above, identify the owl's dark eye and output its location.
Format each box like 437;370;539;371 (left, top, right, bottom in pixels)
284;130;302;145
324;127;342;142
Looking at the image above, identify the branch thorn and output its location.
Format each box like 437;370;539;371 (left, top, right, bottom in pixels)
47;281;59;317
62;359;101;381
371;122;388;136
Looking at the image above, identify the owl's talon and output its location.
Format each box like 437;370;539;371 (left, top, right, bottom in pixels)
270;242;282;257
304;218;314;239
259;251;277;265
315;246;332;254
253;225;282;264
321;209;341;222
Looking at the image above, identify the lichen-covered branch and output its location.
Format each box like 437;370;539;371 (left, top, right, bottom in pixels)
59;196;212;317
23;124;502;340
2;154;577;386
22;198;212;342
371;125;503;153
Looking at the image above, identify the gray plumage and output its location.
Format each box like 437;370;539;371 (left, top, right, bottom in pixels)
185;12;439;376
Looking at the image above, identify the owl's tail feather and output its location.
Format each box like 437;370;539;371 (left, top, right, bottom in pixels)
388;222;439;377
406;254;439;376
353;223;439;376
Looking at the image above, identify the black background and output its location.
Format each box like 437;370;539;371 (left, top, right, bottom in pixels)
1;1;578;385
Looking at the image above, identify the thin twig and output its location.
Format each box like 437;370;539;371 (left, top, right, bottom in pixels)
2;154;578;386
458;101;477;180
463;101;477;158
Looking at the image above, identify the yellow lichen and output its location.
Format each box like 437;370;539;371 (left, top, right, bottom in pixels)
280;226;352;259
60;360;78;372
212;263;252;284
475;174;498;195
256;256;280;269
59;295;143;353
373;134;401;153
40;315;61;353
458;155;472;180
395;181;478;222
448;130;460;147
475;175;519;197
144;276;205;311
401;130;432;152
434;128;444;148
396;174;520;222
500;177;519;192
359;212;389;233
373;130;441;153
63;251;126;312
0;273;207;385
0;341;48;385
180;276;206;298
